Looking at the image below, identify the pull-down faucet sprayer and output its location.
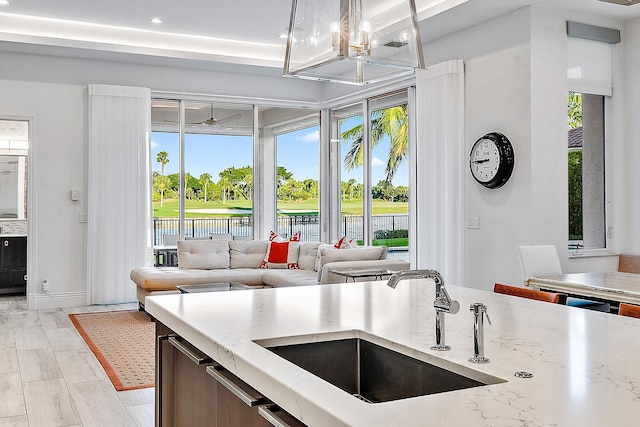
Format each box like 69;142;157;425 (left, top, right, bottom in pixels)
387;270;460;351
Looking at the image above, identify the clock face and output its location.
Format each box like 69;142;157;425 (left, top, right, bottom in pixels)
470;138;500;182
469;132;514;189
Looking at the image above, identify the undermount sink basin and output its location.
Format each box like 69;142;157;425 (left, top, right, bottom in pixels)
259;333;506;403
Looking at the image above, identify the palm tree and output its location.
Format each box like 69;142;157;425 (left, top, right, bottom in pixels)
341;105;408;182
218;176;231;204
568;92;582;129
156;151;169;175
347;178;357;200
153;174;171;207
184;173;192;199
200;173;212;202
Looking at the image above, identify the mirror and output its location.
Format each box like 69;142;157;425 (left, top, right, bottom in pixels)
0;120;28;221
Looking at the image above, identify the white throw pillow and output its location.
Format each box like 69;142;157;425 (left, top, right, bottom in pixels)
334;236;358;249
229;240;269;269
298;242;321;271
178;240;229;270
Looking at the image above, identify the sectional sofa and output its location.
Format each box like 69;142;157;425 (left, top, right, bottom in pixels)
130;238;410;310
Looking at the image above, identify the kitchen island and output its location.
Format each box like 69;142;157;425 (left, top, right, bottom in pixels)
146;279;640;426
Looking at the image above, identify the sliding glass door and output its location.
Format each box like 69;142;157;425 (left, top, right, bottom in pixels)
331;90;409;260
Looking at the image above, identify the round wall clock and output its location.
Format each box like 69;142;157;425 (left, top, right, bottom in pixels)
469;132;515;189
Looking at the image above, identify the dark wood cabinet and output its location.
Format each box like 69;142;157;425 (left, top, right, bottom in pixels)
156;321;308;427
0;236;27;294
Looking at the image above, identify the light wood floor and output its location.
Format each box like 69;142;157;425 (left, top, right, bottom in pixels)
0;295;154;427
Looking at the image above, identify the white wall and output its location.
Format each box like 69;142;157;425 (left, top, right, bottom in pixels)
420;6;626;290
0;80;88;307
623;18;640;254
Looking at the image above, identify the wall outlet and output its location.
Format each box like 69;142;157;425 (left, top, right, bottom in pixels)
466;217;480;229
79;213;88;223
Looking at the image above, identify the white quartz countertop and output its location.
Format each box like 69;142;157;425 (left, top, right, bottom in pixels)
146;280;640;427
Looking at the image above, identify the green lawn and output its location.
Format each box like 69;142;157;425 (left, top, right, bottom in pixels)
153;198;408;217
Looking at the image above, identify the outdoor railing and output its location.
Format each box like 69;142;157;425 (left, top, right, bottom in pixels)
153;214;408;246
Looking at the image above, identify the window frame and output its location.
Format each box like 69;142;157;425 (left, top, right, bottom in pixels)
567;91;612;257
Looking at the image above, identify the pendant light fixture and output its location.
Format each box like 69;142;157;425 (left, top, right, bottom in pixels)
283;0;425;85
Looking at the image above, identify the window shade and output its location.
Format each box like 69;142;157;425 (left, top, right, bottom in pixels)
567;37;612;96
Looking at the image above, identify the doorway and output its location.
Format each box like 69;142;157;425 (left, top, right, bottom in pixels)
0;119;29;295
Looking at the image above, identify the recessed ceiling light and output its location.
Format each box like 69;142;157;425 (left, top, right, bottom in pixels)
150;17;163;24
0;0;10;6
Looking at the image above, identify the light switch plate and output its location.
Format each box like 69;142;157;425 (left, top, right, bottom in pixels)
71;189;80;201
466;217;480;229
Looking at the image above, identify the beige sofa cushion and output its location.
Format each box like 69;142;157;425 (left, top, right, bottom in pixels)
229;240;269;268
317;246;386;281
131;267;265;291
178;239;229;269
262;269;319;287
297;242;321;271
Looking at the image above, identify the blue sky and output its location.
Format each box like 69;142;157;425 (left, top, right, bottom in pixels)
151;126;408;187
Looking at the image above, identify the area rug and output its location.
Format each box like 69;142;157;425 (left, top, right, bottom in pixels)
69;310;155;391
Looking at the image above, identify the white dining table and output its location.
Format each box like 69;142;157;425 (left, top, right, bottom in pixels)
527;271;640;306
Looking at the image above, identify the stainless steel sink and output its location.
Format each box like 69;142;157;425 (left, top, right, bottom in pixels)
262;335;506;403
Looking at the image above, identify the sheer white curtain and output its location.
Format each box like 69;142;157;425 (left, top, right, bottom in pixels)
87;84;151;304
412;60;465;285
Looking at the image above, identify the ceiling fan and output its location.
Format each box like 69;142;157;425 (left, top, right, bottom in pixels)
187;104;241;126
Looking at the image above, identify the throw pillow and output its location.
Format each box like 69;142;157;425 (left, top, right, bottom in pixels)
298;242;321;271
261;231;301;269
229;240;269;269
268;230;301;242
177;240;230;270
334;236;358;249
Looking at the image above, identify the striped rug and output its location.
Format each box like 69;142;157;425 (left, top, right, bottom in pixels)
69;310;155;391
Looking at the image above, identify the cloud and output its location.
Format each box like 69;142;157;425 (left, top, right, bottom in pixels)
299;130;319;143
372;157;384;166
150;140;159;150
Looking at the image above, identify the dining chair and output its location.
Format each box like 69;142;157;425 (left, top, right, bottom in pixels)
210;233;233;240
162;234;179;246
232;235;253;240
516;245;610;312
619;303;640;319
494;283;560;304
618;254;640;274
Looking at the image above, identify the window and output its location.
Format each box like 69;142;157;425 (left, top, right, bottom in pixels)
333;105;364;242
568;92;606;250
149;91;411;261
274;110;320;241
151;100;254;245
331;90;410;260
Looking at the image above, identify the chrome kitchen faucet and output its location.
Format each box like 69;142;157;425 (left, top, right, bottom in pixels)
387;270;460;351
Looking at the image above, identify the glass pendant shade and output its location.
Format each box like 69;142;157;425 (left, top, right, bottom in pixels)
283;0;425;85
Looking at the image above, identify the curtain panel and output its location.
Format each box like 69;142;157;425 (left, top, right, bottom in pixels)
413;60;466;285
88;84;151;304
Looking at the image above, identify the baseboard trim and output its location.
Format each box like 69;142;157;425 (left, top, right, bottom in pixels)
30;291;87;310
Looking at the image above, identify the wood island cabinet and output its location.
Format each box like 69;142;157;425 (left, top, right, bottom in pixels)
0;236;27;294
156;321;307;427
